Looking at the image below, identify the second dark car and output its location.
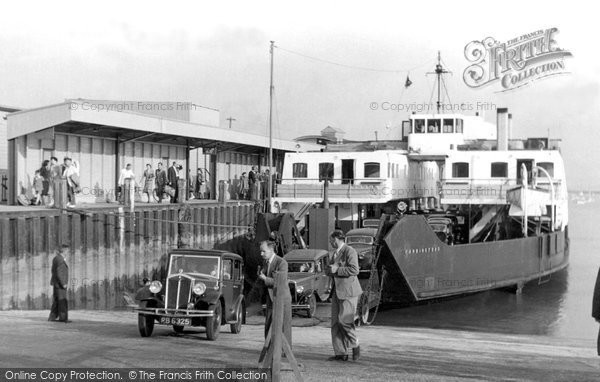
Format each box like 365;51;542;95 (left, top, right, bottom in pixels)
284;249;332;318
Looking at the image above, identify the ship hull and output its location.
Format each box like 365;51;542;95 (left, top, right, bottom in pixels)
381;215;569;301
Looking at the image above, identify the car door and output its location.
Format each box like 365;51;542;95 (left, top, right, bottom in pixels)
221;257;235;321
231;259;243;306
315;256;332;301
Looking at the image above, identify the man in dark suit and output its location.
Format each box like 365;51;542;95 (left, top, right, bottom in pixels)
592;267;600;355
327;229;362;361
248;166;258;200
155;162;167;203
48;245;70;322
258;240;292;347
167;161;178;203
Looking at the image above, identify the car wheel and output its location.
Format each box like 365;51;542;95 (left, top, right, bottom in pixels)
206;303;222;341
230;304;243;334
173;325;184;333
138;314;154;337
307;293;317;318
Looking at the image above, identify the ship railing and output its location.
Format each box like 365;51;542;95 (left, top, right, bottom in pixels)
275;178;388;199
440;178;565;203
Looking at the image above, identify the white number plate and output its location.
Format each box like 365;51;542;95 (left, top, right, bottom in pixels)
159;317;191;326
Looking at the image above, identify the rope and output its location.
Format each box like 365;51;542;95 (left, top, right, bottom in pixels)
277;45;434;74
359;239;387;326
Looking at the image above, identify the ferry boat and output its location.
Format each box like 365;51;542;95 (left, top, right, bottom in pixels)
271;60;569;302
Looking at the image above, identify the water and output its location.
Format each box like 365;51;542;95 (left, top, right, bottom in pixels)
375;201;600;340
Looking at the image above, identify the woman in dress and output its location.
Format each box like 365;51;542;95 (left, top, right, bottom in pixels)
141;164;155;203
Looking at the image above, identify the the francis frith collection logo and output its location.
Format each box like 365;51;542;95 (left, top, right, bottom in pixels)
463;27;572;91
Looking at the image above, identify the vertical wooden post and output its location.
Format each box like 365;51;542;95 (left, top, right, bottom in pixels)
271;272;285;381
53;178;68;210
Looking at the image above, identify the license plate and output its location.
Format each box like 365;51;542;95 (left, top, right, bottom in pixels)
159;317;191;326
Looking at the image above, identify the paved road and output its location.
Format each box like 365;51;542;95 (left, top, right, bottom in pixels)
0;307;598;381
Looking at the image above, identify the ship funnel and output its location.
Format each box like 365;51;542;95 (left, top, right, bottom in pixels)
497;108;509;151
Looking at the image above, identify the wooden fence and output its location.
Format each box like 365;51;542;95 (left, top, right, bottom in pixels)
0;201;255;310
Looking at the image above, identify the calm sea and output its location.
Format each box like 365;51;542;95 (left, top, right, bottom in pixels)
375;201;600;339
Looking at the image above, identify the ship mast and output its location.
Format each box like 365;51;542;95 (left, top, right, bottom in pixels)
427;51;451;114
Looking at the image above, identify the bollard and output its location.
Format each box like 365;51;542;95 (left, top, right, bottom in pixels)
124;178;134;211
53;177;68;210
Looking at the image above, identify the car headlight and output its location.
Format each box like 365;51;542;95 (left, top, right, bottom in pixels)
192;282;207;296
296;285;304;293
149;280;162;294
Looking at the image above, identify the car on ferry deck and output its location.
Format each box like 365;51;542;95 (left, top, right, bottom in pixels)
345;227;377;276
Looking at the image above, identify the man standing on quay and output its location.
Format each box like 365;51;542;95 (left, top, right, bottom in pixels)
48;245;70;323
258;240;292;347
327;230;362;361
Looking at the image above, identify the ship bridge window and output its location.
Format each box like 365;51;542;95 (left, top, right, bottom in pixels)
319;162;334;181
537;162;554;177
443;119;454;133
427;119;441;133
452;162;469;178
364;162;381;178
456;119;464;133
292;163;307;178
414;119;425;133
491;162;508;178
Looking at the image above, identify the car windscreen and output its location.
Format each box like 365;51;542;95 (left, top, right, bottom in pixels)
288;261;315;273
169;254;220;278
346;235;374;245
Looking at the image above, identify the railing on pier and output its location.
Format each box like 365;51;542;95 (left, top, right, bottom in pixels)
275;178;386;199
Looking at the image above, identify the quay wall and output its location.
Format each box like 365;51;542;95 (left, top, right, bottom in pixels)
0;201;256;310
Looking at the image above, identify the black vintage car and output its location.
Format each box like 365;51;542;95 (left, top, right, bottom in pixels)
134;249;245;341
284;249;332;318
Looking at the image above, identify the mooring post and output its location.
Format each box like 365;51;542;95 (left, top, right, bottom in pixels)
53;177;68;210
177;202;192;248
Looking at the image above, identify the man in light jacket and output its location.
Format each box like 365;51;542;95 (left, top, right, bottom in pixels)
327;229;363;361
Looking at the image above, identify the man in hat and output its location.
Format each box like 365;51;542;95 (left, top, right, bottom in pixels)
48;245;70;323
327;229;362;361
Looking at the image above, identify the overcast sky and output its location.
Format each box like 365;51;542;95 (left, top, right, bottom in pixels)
0;0;598;189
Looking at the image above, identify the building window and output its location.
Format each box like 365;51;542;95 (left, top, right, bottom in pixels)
443;119;454;133
427;119;441;133
456;119;464;133
491;162;508;178
292;163;307;178
537;162;554;177
364;162;380;178
414;119;425;133
452;162;469;178
319;162;334;181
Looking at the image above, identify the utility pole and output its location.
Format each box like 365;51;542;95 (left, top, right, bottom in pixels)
226;117;236;129
267;41;275;211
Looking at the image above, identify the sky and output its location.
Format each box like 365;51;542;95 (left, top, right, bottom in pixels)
0;0;598;189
